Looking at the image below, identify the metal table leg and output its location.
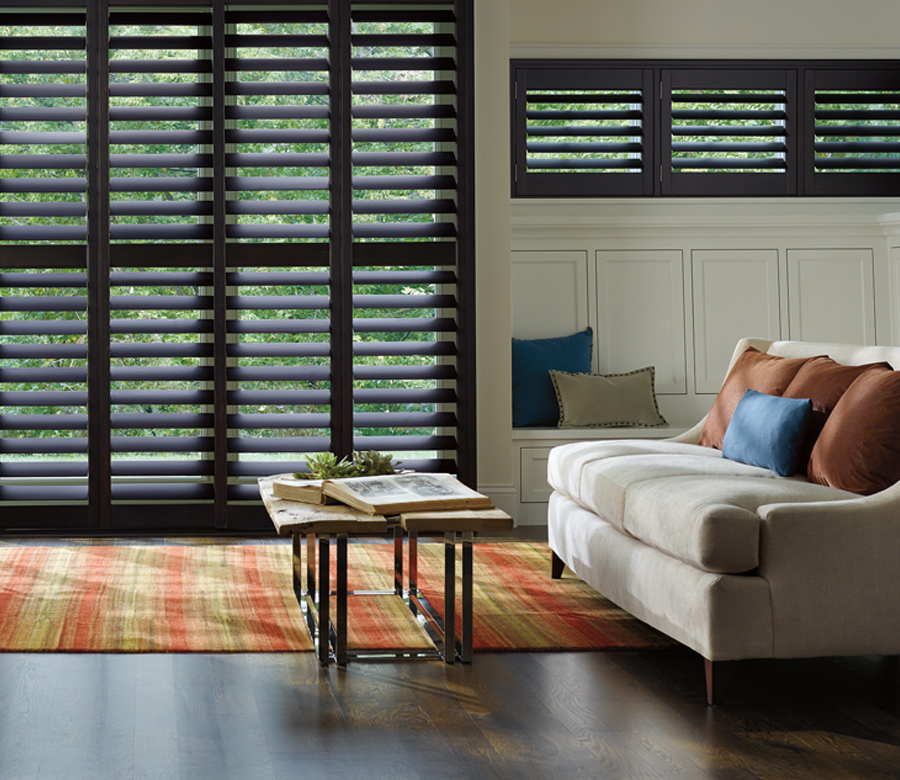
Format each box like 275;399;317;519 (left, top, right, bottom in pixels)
444;531;456;664
460;530;474;663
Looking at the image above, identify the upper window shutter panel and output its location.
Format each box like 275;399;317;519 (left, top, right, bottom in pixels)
805;68;900;196
662;68;797;196
0;11;88;243
512;65;654;197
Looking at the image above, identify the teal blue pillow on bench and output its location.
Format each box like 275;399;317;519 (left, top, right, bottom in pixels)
722;389;812;477
512;328;592;427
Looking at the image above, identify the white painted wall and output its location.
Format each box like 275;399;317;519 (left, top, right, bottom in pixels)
474;0;900;522
510;0;900;55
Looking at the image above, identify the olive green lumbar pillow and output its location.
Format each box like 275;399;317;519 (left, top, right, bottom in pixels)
549;367;667;429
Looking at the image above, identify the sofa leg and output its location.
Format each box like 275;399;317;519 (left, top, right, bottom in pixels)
705;658;715;706
551;550;565;579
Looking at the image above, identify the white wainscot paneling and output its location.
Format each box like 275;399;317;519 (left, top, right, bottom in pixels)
692;249;781;393
511;251;590;339
893;246;900;345
596;250;686;394
787;248;876;345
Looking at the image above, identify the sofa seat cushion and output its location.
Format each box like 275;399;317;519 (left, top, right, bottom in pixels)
547;440;857;574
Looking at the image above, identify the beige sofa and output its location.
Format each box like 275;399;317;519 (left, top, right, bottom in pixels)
547;338;900;704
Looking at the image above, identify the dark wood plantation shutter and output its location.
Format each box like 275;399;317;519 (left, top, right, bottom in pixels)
223;7;333;502
0;12;90;514
662;68;796;196
106;13;217;510
805;68;900;196
349;7;464;472
0;0;475;532
511;65;653;196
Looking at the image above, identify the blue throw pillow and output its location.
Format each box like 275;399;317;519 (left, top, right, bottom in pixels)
512;328;593;427
722;389;812;477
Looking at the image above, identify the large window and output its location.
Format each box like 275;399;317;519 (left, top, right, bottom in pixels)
0;0;475;532
511;60;900;197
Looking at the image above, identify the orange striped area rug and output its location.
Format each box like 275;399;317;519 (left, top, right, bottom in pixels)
0;542;672;653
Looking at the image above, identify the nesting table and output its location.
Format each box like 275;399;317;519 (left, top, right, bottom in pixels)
258;474;513;665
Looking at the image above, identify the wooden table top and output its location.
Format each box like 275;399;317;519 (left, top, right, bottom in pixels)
258;475;389;536
399;507;514;533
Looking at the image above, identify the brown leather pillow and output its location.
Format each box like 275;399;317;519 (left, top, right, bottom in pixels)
808;369;900;495
783;357;892;475
699;347;812;450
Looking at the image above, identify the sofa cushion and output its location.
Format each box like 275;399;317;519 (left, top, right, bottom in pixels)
782;356;892;475
808;368;900;495
547;439;720;507
622;472;853;573
547;439;857;573
722;390;811;477
699;347;812;450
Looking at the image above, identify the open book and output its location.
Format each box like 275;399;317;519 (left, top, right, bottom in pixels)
321;473;493;515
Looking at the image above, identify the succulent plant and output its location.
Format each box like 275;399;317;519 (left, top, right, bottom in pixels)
352;450;397;476
295;450;399;480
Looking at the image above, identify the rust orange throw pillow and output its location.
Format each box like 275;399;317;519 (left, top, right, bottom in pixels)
808;369;900;495
699;347;811;450
783;357;892;475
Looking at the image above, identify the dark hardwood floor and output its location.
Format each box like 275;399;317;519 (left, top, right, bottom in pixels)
1;533;899;779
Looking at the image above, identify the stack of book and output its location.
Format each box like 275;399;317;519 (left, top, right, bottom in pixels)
271;472;494;516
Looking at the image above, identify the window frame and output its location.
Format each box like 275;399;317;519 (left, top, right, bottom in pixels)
511;59;900;198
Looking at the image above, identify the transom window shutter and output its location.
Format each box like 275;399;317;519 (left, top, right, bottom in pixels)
0;0;475;532
511;66;653;196
662;69;796;196
513;60;900;197
806;69;900;195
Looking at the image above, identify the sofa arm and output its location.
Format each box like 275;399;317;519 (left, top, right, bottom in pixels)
757;485;900;658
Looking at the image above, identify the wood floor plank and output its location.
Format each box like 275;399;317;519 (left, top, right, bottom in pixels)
2;536;900;780
0;655;59;780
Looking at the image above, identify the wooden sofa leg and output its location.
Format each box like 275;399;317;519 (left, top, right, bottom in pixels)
705;658;715;706
551;551;565;579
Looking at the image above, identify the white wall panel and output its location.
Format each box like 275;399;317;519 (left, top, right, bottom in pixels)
511;251;591;340
692;249;781;393
787;248;876;345
596;250;686;393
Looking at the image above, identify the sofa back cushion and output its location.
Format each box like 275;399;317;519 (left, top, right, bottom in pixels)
699;347;812;450
783;356;892;474
808;368;900;494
